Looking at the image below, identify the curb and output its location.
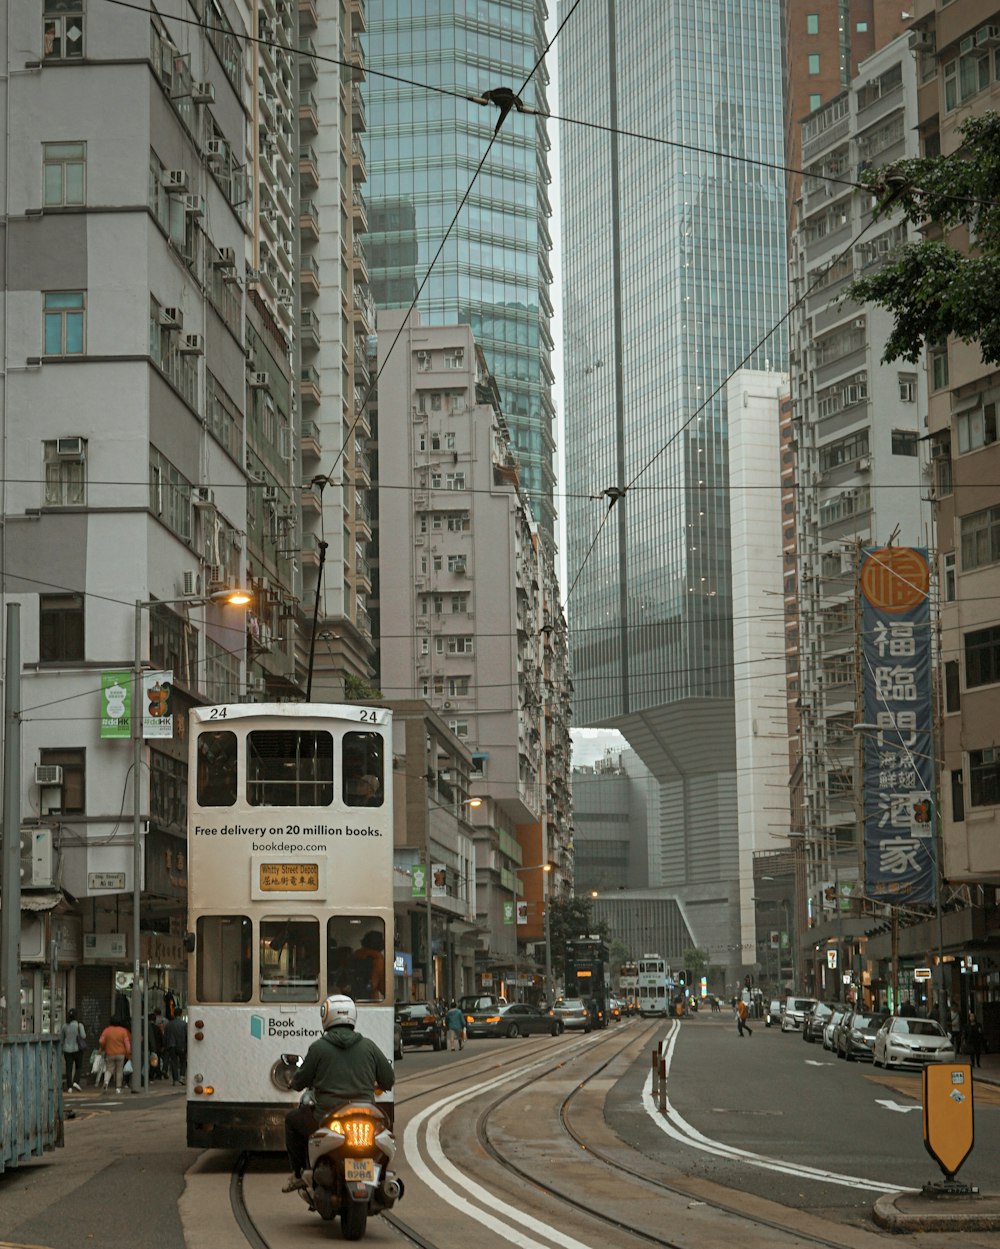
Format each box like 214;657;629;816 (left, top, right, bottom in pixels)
874;1192;1000;1232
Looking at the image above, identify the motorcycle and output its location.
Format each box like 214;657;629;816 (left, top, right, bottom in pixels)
274;1056;403;1241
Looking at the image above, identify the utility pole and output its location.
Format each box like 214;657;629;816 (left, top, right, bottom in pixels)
1;605;22;1036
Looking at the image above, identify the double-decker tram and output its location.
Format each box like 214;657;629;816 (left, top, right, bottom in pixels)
185;703;394;1151
637;954;670;1017
565;936;610;1029
619;961;639;1014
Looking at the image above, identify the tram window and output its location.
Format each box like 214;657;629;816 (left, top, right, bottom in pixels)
247;731;333;807
196;916;251;1002
343;731;384;807
327;916;385;1001
197;731;237;807
260;918;320;1002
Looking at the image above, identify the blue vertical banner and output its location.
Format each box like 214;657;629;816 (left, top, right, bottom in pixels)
860;547;937;904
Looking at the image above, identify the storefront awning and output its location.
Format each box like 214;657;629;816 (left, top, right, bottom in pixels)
19;891;71;914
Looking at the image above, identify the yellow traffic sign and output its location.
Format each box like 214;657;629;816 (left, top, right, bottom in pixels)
923;1064;974;1180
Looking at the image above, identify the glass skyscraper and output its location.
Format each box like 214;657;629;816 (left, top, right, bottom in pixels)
365;0;556;541
559;0;787;980
560;0;787;724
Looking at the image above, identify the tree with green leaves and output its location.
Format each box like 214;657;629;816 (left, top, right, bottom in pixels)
344;674;383;700
844;112;1000;366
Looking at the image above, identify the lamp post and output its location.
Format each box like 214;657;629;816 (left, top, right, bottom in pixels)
130;587;249;1092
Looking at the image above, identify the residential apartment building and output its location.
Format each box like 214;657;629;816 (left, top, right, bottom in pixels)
364;0;558;544
372;310;571;998
3;0;364;1031
901;0;1000;1039
558;0;787;993
789;35;932;999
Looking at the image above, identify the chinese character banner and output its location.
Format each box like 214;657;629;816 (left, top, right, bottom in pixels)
860;547;936;905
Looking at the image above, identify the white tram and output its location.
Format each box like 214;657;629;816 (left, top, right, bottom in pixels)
185;703;394;1151
637;954;670;1017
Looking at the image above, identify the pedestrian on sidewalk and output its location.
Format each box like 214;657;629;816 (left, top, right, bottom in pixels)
736;997;752;1038
965;1012;984;1069
163;1010;188;1084
445;1002;466;1052
98;1016;132;1093
60;1009;87;1091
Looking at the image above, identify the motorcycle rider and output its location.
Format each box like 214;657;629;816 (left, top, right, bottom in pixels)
283;994;395;1193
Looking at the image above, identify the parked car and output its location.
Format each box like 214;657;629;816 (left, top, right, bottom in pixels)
766;999;782;1027
802;1002;834;1043
553;998;592;1032
823;1008;848;1051
781;996;818;1033
837;1010;888;1062
393;1017;404;1061
498;1002;563;1037
872;1016;956;1069
395;1002;447;1051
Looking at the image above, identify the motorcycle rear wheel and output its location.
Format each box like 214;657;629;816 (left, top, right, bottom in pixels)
341;1201;368;1241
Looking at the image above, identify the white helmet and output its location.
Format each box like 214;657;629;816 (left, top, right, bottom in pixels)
321;994;357;1030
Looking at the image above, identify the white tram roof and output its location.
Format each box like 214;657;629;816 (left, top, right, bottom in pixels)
191;702;391;726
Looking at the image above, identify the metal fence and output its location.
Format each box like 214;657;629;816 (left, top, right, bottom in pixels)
0;1036;64;1172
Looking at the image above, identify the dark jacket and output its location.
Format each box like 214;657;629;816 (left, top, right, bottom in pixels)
291;1026;394;1112
163;1016;187;1052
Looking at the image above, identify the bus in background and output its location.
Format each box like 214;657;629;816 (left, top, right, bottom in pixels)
185;703;394;1151
619;961;639;1015
565;936;610;1029
637;954;670;1017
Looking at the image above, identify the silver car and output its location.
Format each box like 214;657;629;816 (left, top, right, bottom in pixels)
553;998;592;1032
781;996;818;1033
872;1016;956;1069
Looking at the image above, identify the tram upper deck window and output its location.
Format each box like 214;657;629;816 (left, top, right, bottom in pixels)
196;916;251;1002
261;918;320;1003
248;730;333;806
343;731;384;807
197;731;237;807
327;916;385;1001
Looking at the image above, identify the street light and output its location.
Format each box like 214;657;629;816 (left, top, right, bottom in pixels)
130;587;249;1092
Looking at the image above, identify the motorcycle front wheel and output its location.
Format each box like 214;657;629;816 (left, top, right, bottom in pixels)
341;1201;368;1241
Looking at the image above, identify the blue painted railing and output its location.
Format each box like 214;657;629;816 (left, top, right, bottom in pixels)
0;1036;64;1172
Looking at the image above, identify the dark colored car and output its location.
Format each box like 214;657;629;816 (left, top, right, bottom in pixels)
393;1018;404;1060
802;1002;834;1043
464;1003;509;1038
499;1002;563;1037
396;1002;446;1051
837;1010;888;1062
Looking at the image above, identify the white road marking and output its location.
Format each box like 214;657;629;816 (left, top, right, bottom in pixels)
875;1099;920;1113
645;1022;918;1194
403;1046;598;1249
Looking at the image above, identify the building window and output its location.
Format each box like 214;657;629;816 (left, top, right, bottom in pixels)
960;506;1000;571
856;20;868;31
447;636;473;654
891;430;919;456
149;447;192;542
930;344;949;390
43;142;85;206
447;554;466;573
39;593;84;661
809;93;822;111
969;748;1000;808
416;351;431;371
898;375;917;402
43;291;85;355
43;439;86;506
931;432;952;496
965;625;1000;689
447;676;470;697
951;769;965;823
806;13;819;33
447;719;469;739
44;0;85;60
808;54;820;74
450;594;468;613
956;402;998;454
39;747;85;813
943;551;956;602
944;659;961;713
443;349;464;369
445;473;465;490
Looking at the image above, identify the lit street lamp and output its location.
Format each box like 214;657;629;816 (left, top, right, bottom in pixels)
130;587;250;1092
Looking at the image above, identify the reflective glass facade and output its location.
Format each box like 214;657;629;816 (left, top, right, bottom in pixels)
366;0;556;540
559;0;787;724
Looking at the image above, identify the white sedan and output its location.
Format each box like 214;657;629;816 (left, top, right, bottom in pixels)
872;1016;955;1069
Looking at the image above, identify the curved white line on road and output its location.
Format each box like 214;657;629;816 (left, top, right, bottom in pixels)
403;1046;598;1249
645;1021;918;1194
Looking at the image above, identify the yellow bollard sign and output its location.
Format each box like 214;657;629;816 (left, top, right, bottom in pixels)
923;1063;974;1181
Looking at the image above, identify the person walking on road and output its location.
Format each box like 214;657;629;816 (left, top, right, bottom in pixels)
949;1003;962;1055
163;1011;188;1085
966;1012;984;1068
736;998;752;1038
61;1009;87;1091
98;1016;132;1093
445;1002;466;1052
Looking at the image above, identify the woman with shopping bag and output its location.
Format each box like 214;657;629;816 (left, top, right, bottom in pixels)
98;1016;132;1094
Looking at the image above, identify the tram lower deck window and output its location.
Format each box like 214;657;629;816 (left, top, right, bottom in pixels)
328;916;385;1001
196;916;252;1002
261;917;320;1002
